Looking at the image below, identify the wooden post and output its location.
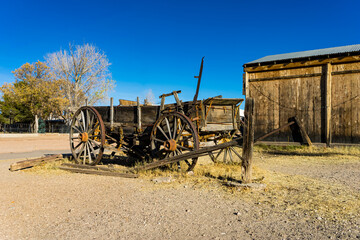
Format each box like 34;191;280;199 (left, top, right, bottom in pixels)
325;63;332;147
243;72;249;97
110;97;114;130
242;98;255;183
137;97;141;131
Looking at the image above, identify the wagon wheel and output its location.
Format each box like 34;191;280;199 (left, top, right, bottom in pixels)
150;111;199;171
70;106;105;165
210;131;243;164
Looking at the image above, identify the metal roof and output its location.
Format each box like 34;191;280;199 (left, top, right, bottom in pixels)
245;44;360;66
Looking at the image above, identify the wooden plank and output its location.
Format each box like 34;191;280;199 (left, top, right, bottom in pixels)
62;163;119;172
242;98;255;184
325;63;332;146
294;117;312;146
133;137;243;172
159;90;181;98
244;72;249;96
244;56;360;73
59;166;139;178
249;73;321;82
254;121;295;143
10;154;63;171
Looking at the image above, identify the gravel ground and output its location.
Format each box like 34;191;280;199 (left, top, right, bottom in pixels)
0;136;359;239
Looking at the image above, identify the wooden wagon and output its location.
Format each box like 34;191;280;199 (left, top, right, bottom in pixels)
69;59;247;172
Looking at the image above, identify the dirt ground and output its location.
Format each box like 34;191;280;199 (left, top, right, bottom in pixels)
0;134;69;154
0;135;359;239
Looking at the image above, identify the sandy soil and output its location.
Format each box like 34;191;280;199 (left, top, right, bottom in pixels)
0;136;359;239
0;134;69;154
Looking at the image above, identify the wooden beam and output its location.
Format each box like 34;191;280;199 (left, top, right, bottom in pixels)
244;56;360;73
247;69;360;83
254;121;295;143
59;166;139;178
110;97;114;130
325;63;332;146
62;163;119;172
133;137;243;172
137;96;141;130
249;73;321;82
243;72;249;96
294;117;312;146
9;154;63;171
242;98;255;184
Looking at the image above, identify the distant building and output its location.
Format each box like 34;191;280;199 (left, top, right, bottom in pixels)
243;44;360;144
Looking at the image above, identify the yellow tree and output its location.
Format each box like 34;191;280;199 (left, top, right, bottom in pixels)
0;61;68;124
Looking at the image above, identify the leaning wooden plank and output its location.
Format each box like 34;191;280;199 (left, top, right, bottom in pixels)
133;137;243;172
59;166;139;178
61;163;128;173
294;117;313;146
9;154;63;171
254;121;295;143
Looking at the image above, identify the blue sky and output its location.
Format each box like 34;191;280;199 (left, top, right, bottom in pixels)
0;0;359;107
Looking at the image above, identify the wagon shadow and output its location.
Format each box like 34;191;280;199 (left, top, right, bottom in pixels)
100;154;139;167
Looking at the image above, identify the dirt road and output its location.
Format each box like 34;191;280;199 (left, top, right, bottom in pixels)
0;136;359;239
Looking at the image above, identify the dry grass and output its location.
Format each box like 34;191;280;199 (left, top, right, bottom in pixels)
23;158;71;175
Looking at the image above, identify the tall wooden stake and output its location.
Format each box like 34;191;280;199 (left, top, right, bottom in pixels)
242;98;255;183
325;63;332;147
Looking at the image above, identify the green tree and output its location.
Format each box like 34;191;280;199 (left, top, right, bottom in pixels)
0;61;68;124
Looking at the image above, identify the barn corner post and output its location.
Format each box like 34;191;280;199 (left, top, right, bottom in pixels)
242;97;255;184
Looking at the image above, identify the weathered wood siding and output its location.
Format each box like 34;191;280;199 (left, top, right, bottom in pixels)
331;62;360;143
245;59;360;143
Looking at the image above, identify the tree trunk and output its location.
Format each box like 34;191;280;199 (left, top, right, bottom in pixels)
34;115;39;133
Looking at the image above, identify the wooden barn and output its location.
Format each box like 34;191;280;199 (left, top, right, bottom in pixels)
243;44;360;145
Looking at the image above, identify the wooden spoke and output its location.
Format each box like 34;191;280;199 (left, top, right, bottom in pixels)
88;134;100;138
175;123;185;141
72;125;82;134
88;141;97;155
223;148;228;163
74;141;83;150
86;109;90;132
80;111;86;132
230;146;244;161
77;143;86;159
173;117;177;140
176;144;193;151
88;122;99;135
83;143;87;164
157;125;170;140
165;117;172;139
89;138;101;147
153;138;165;144
215;148;224;161
228;148;233;162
